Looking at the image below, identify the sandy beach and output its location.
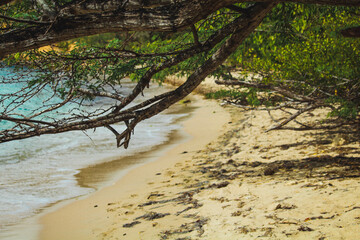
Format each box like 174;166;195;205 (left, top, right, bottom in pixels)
39;93;230;240
39;81;360;240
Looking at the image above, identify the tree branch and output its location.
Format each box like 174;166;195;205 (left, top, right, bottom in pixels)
0;2;279;146
191;25;200;46
77;88;124;101
0;15;51;25
215;79;315;102
127;2;279;130
265;104;320;132
0;0;239;58
2;0;359;58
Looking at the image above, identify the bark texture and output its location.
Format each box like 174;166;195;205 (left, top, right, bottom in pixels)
0;0;239;58
1;0;360;58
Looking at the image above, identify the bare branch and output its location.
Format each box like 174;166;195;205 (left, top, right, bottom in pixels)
2;0;357;148
265;104;320;132
77;88;124;101
0;115;56;127
216;79;315;102
0;15;52;25
191;25;200;46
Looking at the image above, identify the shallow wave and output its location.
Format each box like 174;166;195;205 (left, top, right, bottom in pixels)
0;67;187;231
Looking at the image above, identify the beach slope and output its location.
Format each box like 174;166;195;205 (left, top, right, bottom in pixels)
40;93;360;240
40;95;230;240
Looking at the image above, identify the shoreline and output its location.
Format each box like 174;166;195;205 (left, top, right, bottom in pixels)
1;124;190;240
74;103;196;191
40;94;360;239
9;74;359;240
39;94;230;240
0;80;190;240
0;90;194;240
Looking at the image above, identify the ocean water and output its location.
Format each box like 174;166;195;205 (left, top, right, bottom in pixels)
0;67;188;237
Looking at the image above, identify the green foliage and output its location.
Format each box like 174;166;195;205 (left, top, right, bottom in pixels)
326;97;359;119
205;88;268;107
227;3;360;119
205;89;247;100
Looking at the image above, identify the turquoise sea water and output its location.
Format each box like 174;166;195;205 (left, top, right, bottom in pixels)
0;67;187;238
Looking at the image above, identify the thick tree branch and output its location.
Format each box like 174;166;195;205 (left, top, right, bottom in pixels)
0;0;239;58
131;2;279;125
1;0;360;58
113;11;261;113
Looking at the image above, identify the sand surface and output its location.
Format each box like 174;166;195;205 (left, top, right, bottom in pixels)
40;82;360;239
39;94;230;240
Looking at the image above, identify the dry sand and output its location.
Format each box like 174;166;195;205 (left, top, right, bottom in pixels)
40;81;360;240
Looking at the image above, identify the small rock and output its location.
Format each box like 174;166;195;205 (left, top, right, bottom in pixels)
231;211;242;217
264;166;278;176
209;181;230;189
275;203;297;210
298;225;314;231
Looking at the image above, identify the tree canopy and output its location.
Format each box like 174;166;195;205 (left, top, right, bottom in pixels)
0;0;359;147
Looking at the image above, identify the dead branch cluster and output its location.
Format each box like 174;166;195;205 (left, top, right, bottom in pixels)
216;76;359;132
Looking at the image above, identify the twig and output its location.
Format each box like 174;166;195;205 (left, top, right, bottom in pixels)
191;25;201;46
0;14;51;25
216;79;314;102
265;105;319;132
